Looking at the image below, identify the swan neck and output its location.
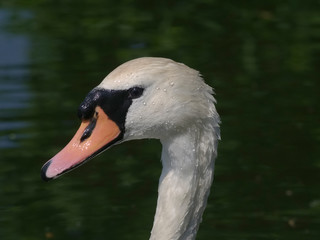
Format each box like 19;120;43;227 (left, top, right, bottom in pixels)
150;124;218;240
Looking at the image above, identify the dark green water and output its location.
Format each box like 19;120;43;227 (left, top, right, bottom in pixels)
0;1;319;239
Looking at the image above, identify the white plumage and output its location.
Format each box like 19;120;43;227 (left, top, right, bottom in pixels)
99;57;220;239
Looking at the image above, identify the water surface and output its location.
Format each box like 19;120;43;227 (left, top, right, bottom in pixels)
0;1;319;240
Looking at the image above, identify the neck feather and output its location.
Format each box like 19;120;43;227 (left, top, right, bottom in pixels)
150;121;219;240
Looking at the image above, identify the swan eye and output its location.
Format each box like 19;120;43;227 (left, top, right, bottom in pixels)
128;87;144;99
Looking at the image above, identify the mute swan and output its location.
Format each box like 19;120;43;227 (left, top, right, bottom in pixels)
41;57;220;240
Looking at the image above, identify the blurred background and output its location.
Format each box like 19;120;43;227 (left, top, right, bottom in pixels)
0;0;319;239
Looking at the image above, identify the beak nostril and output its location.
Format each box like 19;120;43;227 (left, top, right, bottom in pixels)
80;118;97;142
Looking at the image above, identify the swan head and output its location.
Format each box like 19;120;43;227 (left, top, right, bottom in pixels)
41;57;219;181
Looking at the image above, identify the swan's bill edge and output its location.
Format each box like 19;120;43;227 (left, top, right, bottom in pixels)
41;107;123;181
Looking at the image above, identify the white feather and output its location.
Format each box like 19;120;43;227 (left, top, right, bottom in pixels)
99;57;220;240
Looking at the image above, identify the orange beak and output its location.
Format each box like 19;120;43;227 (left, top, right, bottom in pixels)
41;106;121;181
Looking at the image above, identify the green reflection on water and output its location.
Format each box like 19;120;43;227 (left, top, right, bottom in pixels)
0;0;320;239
